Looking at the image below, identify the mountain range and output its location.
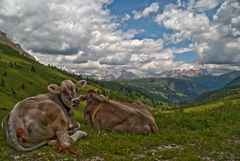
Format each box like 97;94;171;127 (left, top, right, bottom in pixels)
82;69;137;81
83;68;240;83
151;68;209;78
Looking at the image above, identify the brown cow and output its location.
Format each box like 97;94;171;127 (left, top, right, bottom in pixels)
80;90;158;134
2;80;87;152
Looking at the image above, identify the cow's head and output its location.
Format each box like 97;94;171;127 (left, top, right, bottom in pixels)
79;90;105;103
48;80;87;108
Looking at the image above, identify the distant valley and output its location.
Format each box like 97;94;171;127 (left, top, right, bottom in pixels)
90;69;240;103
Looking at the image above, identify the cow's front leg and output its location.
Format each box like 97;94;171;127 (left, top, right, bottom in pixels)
68;121;81;135
70;130;88;143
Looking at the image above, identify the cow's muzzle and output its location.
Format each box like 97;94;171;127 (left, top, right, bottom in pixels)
71;98;80;107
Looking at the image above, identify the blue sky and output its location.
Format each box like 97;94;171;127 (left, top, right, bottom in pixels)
0;0;239;76
109;0;174;39
108;0;220;64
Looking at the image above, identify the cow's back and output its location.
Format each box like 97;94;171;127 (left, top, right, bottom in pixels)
100;102;136;130
87;100;158;134
119;101;155;122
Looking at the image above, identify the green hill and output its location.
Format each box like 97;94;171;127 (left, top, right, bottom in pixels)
0;43;88;110
0;43;240;161
118;78;207;103
188;71;240;90
89;79;169;107
184;76;240;107
224;76;240;88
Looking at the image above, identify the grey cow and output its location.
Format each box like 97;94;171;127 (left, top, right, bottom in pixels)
81;90;158;134
2;80;87;152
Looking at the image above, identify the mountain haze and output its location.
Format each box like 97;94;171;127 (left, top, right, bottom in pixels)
156;69;209;78
90;69;137;81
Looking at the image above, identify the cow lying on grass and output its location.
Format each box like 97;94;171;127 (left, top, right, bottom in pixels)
2;80;87;152
80;90;158;134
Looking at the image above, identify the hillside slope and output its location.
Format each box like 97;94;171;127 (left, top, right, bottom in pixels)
119;78;207;103
188;71;240;90
88;79;167;107
0;43;99;110
224;76;240;88
184;76;240;106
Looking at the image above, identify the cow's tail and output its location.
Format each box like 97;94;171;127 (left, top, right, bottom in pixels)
1;114;8;129
4;113;48;152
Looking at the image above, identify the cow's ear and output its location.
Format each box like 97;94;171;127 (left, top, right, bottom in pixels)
99;94;106;99
92;93;105;102
76;80;87;91
48;84;60;94
79;94;87;101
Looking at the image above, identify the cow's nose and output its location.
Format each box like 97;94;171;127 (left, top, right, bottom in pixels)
71;98;80;106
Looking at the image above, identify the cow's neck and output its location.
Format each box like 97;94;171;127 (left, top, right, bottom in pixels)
48;93;71;117
57;94;72;115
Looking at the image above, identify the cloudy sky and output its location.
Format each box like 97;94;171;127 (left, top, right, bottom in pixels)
0;0;239;76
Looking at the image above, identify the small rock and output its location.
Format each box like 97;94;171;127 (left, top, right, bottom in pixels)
13;156;20;160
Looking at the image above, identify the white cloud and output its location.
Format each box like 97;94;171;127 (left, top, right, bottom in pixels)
192;0;223;12
156;0;240;66
197;0;240;64
0;0;179;76
122;13;131;22
173;47;194;54
155;4;209;32
133;2;159;20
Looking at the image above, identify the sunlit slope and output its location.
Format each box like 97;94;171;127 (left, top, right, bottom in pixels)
0;43;90;109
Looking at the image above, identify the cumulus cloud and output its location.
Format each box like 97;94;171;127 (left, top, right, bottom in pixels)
156;0;240;65
0;0;181;76
133;2;159;20
197;0;240;64
0;0;117;56
155;4;209;32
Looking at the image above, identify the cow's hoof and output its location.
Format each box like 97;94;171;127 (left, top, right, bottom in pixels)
82;131;88;138
76;130;88;138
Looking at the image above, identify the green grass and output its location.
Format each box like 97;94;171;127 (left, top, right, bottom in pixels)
183;102;225;112
0;102;239;161
183;99;240;112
